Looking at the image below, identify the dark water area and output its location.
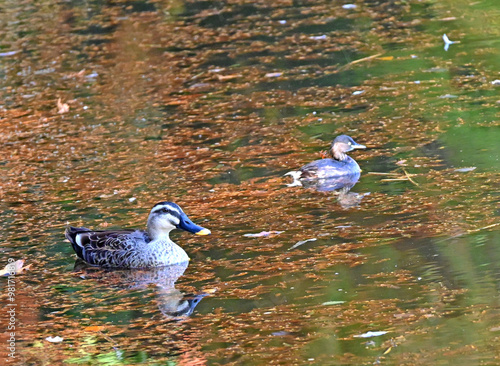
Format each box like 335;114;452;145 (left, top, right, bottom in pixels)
0;0;499;364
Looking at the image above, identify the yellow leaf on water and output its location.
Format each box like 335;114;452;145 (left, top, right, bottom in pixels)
84;325;105;332
377;56;394;61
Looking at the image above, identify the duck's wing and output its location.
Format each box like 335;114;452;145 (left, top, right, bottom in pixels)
65;226;149;267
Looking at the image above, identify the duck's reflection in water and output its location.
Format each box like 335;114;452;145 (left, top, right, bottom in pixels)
290;172;370;208
74;260;208;319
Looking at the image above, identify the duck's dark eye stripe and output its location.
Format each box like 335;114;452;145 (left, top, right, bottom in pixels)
151;202;183;216
160;208;177;215
151;206;181;217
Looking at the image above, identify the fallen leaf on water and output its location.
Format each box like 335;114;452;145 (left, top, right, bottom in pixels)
57;98;69;114
216;74;241;82
396;159;407;166
454;167;476;173
377;56;394;61
289;238;317;250
243;231;284;238
353;331;388;338
265;72;282;78
164;99;189;106
0;50;19;57
45;336;64;343
66;69;86;78
84;325;105;332
0;260;32;276
271;331;291;336
322;300;345;306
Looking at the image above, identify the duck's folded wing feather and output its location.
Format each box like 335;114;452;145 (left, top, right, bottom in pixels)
65;226;148;267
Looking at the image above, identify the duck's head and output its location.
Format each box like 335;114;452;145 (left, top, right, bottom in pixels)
147;202;211;240
330;135;366;161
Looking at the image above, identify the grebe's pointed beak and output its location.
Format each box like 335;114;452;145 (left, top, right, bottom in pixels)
352;142;366;150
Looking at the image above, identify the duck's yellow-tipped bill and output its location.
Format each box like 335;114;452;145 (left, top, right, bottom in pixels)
196;228;211;236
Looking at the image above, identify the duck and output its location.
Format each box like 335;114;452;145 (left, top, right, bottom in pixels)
286;135;366;183
65;202;210;269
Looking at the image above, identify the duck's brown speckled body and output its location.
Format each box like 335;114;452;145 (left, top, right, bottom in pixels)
65;202;210;268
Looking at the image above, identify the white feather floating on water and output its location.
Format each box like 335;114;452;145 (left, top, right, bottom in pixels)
443;33;457;51
243;231;284;238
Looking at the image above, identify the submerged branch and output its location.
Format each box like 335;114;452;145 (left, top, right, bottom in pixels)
402;169;419;186
466;223;500;234
338;53;384;71
370;169;419;186
438;223;500;243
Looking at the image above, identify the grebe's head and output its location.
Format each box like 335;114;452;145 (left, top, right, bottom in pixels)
330;135;366;160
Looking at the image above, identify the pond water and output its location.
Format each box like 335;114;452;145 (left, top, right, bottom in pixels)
1;0;499;365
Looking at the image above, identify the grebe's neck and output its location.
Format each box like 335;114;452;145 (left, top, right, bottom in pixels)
331;145;348;161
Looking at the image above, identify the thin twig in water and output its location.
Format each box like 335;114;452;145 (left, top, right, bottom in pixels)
467;223;500;234
189;71;205;81
380;178;411;182
338;53;383;71
374;168;419;186
437;223;500;243
402;169;419;186
367;172;402;176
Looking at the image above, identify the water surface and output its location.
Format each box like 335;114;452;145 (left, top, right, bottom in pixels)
0;0;499;364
